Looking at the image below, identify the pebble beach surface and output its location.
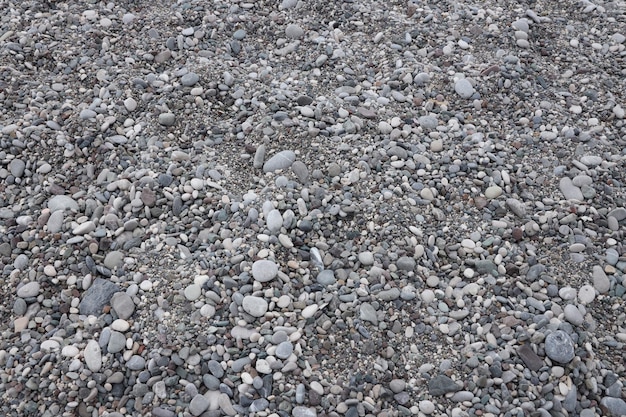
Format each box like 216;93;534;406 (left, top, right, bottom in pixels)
1;0;626;416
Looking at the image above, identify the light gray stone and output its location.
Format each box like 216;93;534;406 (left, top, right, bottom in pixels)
592;265;610;294
560;177;584;200
17;281;40;298
110;292;135;319
263;150;296;173
454;78;474;98
48;195;79;212
252;260;278;282
84;340;102;372
242;296;268;317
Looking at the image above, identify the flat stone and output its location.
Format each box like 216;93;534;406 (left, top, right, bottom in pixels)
292;160;309;183
419;400;436;415
359;303;378;325
454;78;474;98
418;115;438;129
252;260;279;282
73;221;96;235
359;251;374;265
47;210;64;233
266;209;283;233
292;406;317;417
564;304;584;326
103;251;124;269
428;374;461;396
242;296;268;317
189;393;210;416
79;278;120;316
158;113;176;126
110;292;135;319
181;72;200;86
377;287;400;301
517;344;543;371
17;282;40;298
545;330;575;364
578;285;595;304
285;24;304;39
396;256;416;271
263;150;296;172
9;159;26;177
560;177;584;200
84;340;102;372
184;284;202;301
107;331;126;353
111;319;130;332
48;195;79;212
275;341;294;359
485;186;503;199
600;397;626;417
316;269;336;286
506;198;526;218
126;355;146;370
389;379;406;393
592;265;610;293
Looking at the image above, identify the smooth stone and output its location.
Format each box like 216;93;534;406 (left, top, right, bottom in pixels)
17;282;40;298
62;345;80;357
158;113;176;126
454;78;474;98
359;251;374;265
292;406;317;417
252;260;279;283
545;330;575;364
184;284;202;301
578;285;595;304
189;393;210;416
485;185;503;199
73;221;96;235
600;397;626;417
592;265;610;293
263;150;296;173
233;29;246;40
560;177;584;200
428;375;461;396
316;269;336;286
301;304;318;318
378;288;401;301
419;400;436;415
48;195;79;212
79;278;121;316
389;379;406;393
285;24;304;39
275;341;294;359
579;155;602;166
517;344;543;371
47;210;64;233
396;256;416;271
218;393;237;416
103;251;124;269
14;254;29;270
126;355;146;370
79;109;97;119
266;209;283;233
418;115;438;129
506;198;526;218
607;207;626;221
292;160;309;183
242;296;268;317
181;72;200;86
360;303;378;325
107;331;126;353
124;97;137;111
110;292;135;319
13;298;27;315
84;340;102;372
111;319;130;332
9;159;26;177
563;304;584;326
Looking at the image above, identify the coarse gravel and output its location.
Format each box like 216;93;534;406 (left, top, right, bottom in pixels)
1;0;626;417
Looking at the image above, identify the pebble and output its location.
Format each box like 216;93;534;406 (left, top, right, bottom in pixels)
242;296;269;317
285;24;304;39
454;78;474;98
158;112;176;126
16;281;40;298
563;304;584;326
181;72;200;86
592;265;610;293
252;259;279;282
359;251;374;265
428;375;461;395
560;177;584;200
263;150;296;172
544;330;575;363
84;340;102;372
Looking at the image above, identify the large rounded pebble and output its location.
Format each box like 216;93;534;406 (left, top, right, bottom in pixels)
185;284;202;301
111;292;135;319
126;355;146;370
111;319;130;332
578;285;595;304
389;379;406;393
124;97;137;111
252;260;279;282
563;304;584;326
263;150;296;173
454;78;474;98
17;282;40;298
485;186;503;199
285;24;304;39
189;394;210;416
9;159;26;177
84;340;102;372
592;265;610;293
48;195;79;212
316;269;336;286
181;72;200;86
545;330;575;363
275;341;294;359
104;251;124;269
359;251;374;265
266;209;283;233
419;400;436;414
243;296;268;317
301;304;319;318
158;113;176;126
293;406;317;417
560;177;584;200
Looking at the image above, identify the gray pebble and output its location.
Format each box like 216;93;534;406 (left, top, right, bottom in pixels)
285;24;304;39
242;295;268;317
563;304;584;326
48;195;79;212
158;112;176;126
454;78;474;98
316;269;336;286
9;159;26;177
79;278;120;316
592;265;610;293
506;198;526;218
189;393;210;416
544;330;575;364
252;259;278;282
263;150;296;173
17;282;40;298
181;72;200;86
111;292;135;319
126;355;146;370
428;374;461;396
275;341;294;359
559;177;584;200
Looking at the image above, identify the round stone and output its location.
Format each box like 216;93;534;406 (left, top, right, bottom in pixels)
454;78;474;98
184;284;202;301
358;251;374;265
158;113;176;126
17;282;40;298
242;296;269;317
275;341;294;359
419;400;436;414
545;330;575;364
252;260;279;283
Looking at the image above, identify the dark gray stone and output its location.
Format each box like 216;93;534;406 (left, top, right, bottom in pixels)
428;375;461;396
517;344;543;371
79;278;120;316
